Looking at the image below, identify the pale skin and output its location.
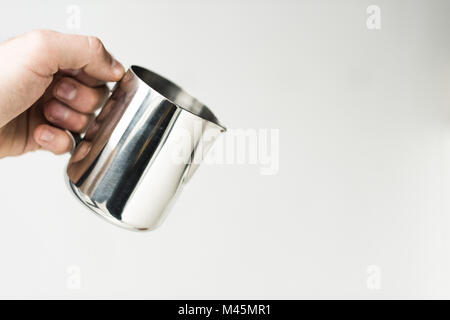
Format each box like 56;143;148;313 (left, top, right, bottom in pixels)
0;30;125;158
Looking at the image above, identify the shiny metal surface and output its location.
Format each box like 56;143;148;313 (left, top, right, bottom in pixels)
66;66;225;231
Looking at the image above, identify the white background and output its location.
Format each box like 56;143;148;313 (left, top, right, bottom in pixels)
0;0;450;299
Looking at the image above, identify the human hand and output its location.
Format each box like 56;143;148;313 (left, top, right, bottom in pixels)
0;30;125;158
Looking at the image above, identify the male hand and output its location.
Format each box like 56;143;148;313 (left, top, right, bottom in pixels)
0;30;125;158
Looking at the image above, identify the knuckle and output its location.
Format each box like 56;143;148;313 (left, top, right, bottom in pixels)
25;30;53;51
87;36;105;55
20;30;59;75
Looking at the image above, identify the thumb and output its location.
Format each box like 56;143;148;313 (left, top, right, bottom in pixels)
23;30;125;81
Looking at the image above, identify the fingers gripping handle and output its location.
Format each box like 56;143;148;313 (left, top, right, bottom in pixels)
64;79;120;154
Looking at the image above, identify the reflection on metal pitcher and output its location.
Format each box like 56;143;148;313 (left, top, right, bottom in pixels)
65;66;226;231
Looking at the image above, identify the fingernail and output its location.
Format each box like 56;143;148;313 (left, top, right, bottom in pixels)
111;58;124;77
56;82;77;100
50;105;69;121
39;129;54;143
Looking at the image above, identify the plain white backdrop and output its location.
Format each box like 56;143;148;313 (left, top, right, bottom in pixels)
0;0;450;298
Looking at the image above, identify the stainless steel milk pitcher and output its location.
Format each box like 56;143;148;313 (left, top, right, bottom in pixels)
65;66;226;231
